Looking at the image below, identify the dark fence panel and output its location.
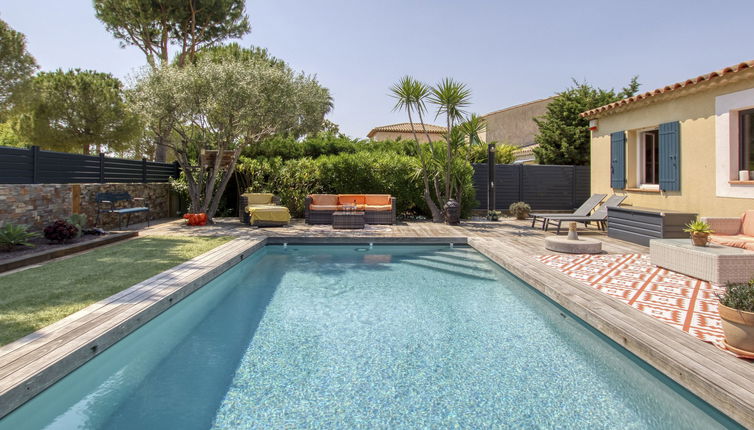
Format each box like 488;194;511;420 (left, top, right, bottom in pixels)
0;146;178;184
472;164;590;211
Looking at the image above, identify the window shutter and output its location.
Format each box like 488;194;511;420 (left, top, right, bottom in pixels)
610;131;626;189
659;121;680;191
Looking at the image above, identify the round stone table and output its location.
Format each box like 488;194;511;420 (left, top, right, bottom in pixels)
545;236;602;254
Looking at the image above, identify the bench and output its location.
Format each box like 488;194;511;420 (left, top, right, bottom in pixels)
95;192;150;228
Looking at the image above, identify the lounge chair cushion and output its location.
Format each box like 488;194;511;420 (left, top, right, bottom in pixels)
365;194;391;206
246;205;290;224
243;193;274;205
741;210;754;236
709;234;754;251
310;204;339;211
310;194;338;206
365;204;392;212
338;194;366;205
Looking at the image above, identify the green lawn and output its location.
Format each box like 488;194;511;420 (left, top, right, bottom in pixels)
0;235;232;346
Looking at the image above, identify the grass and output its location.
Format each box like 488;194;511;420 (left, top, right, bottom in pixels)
0;235;232;346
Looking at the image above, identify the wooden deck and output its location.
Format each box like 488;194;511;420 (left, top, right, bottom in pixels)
1;217;752;427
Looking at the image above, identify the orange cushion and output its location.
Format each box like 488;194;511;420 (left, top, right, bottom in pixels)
709;234;754;251
338;194;366;205
310;194;338;206
365;194;391;206
365;204;392;212
741;210;754;237
309;204;338;211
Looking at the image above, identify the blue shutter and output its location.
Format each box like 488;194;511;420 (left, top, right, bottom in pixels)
659;121;681;191
610;131;626;189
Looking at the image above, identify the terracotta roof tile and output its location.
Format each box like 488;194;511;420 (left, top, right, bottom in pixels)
367;122;447;138
581;60;754;118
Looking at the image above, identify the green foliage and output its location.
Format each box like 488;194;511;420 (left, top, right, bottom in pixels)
533;77;640;165
0;222;38;251
0;18;38;118
15;69;140;155
130;54;332;220
487;210;502;221
683;220;713;234
66;214;88;238
94;0;250;68
0;121;25;147
468;142;517;164
718;280;754;312
509;201;531;218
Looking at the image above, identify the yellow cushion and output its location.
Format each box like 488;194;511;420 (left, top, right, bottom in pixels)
741;210;754;237
311;194;338;206
243;193;273;205
247;206;290;223
365;194;391;206
365;204;392;212
338;194;366;205
310;204;338;211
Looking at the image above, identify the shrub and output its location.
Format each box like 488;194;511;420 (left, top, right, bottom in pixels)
718;280;754;312
509;202;531;219
44;220;79;243
0;223;39;251
66;214;88;238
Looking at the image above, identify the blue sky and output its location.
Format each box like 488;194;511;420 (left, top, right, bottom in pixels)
3;1;754;138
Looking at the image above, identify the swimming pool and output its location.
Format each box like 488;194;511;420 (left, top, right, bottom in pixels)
0;244;741;429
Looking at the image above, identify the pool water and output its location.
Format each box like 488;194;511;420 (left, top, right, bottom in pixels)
0;245;741;429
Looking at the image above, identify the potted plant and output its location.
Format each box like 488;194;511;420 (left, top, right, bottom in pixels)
717;280;754;356
487;210;501;221
508;202;531;220
683;220;713;246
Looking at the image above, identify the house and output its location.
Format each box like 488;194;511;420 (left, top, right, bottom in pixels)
366;123;446;143
583;60;754;217
481;97;554;163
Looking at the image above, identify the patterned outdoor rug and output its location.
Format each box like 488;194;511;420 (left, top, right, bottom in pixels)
536;253;750;358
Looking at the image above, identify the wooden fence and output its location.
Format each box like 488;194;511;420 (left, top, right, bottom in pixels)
0;146;179;184
472;164;590;211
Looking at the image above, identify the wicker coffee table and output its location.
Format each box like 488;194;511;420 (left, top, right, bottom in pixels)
332;211;365;229
649;239;754;284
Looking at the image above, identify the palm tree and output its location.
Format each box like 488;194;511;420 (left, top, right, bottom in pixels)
430;78;471;204
390;76;443;222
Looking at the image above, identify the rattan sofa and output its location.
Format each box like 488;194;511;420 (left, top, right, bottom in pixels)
702;210;754;251
305;194;396;225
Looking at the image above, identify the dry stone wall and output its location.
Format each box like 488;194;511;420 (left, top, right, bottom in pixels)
0;183;173;230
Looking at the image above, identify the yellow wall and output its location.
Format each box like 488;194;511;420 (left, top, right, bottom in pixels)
590;76;754;217
369;131;442;143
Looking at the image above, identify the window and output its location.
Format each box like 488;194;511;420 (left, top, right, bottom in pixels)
740;108;754;171
640;130;659;186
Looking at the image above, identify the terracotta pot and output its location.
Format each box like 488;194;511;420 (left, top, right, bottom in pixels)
718;304;754;356
690;232;709;246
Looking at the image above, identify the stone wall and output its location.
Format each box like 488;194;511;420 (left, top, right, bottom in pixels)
0;183;173;230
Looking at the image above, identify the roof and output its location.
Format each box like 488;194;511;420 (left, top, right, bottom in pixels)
482;97;555;118
581;60;754;118
367;122;447;138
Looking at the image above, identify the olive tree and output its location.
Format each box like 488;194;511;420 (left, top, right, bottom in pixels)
130;57;331;221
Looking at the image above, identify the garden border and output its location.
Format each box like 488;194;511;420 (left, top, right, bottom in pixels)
0;232;139;274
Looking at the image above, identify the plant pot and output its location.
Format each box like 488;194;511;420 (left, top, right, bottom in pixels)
718;303;754;357
690;232;709;246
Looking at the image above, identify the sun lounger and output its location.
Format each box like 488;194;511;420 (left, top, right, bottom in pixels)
544;195;627;234
530;194;606;229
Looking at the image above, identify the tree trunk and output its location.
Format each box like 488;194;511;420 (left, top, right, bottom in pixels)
407;110;443;222
153;134;169;162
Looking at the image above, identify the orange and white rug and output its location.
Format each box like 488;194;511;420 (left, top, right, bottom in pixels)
536;253;750;358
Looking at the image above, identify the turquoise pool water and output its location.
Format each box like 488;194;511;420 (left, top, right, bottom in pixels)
0;245;741;429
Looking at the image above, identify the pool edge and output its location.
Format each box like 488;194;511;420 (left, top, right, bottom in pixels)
0;237;267;420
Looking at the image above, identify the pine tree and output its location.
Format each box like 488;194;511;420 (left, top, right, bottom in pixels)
533;77;639;165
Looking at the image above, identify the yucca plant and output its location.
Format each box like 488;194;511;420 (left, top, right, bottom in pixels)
0;223;39;251
683;220;713;234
